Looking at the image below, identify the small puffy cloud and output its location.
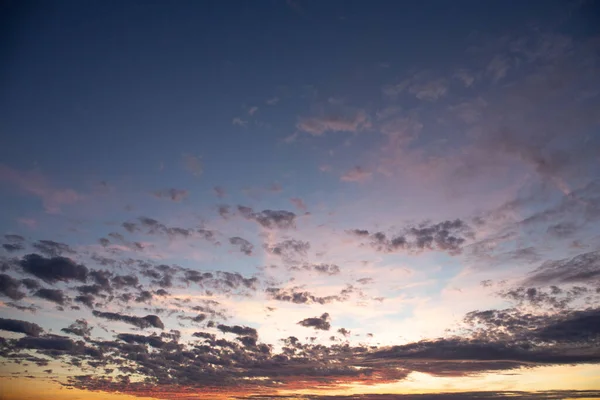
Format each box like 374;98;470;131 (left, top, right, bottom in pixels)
454;69;477;87
341;166;372;183
297;109;370;136
232;117;248;127
34;288;67;305
266;97;279;105
182;154;203;177
237;206;297;229
92;311;164;330
264;239;310;264
289;197;307;211
213;186;226;198
61;319;92;337
2;243;23;252
20;254;88;284
0;317;43;336
350;219;473;255
298;313;331;331
487;54;511;82
229;237;254;256
248;106;259;116
32;240;75;257
409;78;448;101
217;324;258;338
0;273;26;300
0;165;83;214
153;188;188;202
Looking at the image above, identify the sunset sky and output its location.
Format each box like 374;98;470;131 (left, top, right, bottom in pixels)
1;1;600;399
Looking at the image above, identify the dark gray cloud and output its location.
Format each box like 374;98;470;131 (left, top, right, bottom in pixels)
0;273;26;300
61;319;92;337
524;250;600;286
122;217;195;240
192;331;216;341
499;286;590;310
463;306;600;346
298;313;331;331
16;335;78;352
0;317;43;336
229;237;254;256
153;188;188;202
338;328;350;337
92;311;164;330
234;391;600;400
266;287;344;305
265;239;310;264
4;234;25;242
217;324;258;338
111;274;139;289
2;243;24;252
32;240;75;257
34;288;67;305
19;253;88;284
75;294;96;308
311;264;341;276
117;333;164;348
20;278;40;290
238;206;297;229
350;219;472;255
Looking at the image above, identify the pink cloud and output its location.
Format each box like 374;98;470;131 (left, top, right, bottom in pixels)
341;166;372;183
0;165;83;213
17;218;37;228
290;197;307;211
296;109;370;136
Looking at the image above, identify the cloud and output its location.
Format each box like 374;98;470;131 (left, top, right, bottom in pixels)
298;313;331;331
0;317;43;336
32;240;75;257
487;55;511;82
2;243;24;252
350;219;473;255
341;166;372;183
116;333;164;348
16;335;78;352
266;97;279;105
499;286;591;310
0;165;83;213
182;154;203;177
153;188;189;202
0;273;26;300
289;197;307;211
217;324;258;338
61;319;92;337
409;79;448;101
229;237;254;256
213;186;226;198
34;288;67;305
297;109;370;136
92;311;164;329
248;106;259;116
267;287;345;305
238;206;297;229
454;69;477;87
524;251;600;286
233;117;248;127
264;239;310;264
19;253;88;284
4;234;25;242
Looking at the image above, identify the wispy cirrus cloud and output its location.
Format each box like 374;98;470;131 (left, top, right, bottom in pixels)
0;165;83;213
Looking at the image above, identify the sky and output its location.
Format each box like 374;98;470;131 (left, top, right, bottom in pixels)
1;0;600;399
